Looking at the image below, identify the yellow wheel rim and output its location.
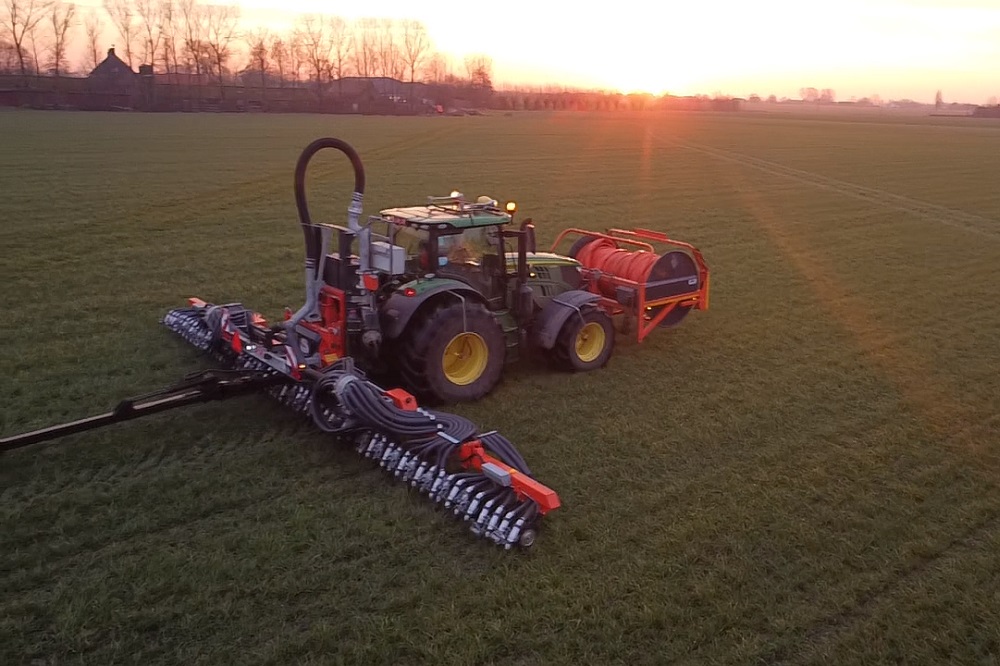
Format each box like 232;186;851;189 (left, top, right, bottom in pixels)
575;321;606;363
442;332;489;385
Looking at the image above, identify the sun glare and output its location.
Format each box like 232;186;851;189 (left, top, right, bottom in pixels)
70;0;1000;103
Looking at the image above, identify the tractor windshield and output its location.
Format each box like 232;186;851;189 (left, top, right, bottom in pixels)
437;227;497;267
389;223;503;294
436;226;503;297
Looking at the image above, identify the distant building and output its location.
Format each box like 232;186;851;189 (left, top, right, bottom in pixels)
88;48;136;90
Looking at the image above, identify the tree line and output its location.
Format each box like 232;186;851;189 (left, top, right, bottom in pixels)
1;0;494;90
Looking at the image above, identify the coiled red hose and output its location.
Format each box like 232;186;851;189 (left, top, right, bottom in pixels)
575;238;661;297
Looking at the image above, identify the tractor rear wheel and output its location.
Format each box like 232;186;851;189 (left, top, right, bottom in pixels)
398;300;506;404
550;306;615;372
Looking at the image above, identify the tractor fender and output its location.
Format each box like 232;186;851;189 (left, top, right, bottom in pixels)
380;280;488;340
534;290;603;350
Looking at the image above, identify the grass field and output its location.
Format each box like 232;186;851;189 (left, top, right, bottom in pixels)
3;108;1000;664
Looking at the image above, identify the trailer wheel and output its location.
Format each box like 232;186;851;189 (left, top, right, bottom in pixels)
398;300;506;403
551;306;615;371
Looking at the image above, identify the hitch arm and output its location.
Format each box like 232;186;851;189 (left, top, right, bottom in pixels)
1;370;284;454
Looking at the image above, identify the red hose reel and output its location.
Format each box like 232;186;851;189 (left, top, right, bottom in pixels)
551;227;710;341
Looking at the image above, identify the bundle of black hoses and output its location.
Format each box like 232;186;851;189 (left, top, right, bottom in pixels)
308;369;532;476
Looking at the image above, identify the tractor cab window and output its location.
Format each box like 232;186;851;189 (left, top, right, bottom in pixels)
391;224;431;272
436;226;503;296
437;226;498;267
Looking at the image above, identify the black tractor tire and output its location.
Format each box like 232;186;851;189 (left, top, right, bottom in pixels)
397;299;506;404
550;306;615;372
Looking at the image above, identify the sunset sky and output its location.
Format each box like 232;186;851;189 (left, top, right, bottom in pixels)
76;0;1000;103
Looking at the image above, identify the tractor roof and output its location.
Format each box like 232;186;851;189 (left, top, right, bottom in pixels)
380;198;512;230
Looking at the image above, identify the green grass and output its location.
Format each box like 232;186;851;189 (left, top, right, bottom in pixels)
3;108;1000;665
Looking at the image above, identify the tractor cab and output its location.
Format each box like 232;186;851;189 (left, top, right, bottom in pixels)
378;193;521;305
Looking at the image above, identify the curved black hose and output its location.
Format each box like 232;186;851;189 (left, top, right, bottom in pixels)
293;137;366;273
309;369;535;485
481;432;532;476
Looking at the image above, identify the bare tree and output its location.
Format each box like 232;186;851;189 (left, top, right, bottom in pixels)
25;5;43;73
178;0;208;76
349;17;377;78
375;18;401;79
268;33;286;86
294;13;329;87
135;0;162;68
464;53;492;87
244;25;268;87
159;0;176;74
203;2;238;89
423;51;449;83
327;14;351;88
0;37;18;72
289;31;304;83
46;0;73;76
103;0;138;67
1;0;52;77
401;19;428;83
82;7;102;71
799;86;819;102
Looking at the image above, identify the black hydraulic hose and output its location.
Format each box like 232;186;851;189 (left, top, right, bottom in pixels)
338;379;430;430
473;488;506;511
341;387;437;440
466;478;496;494
425;409;478;445
481;432;532;476
312;370;531;478
293;137;366;274
339;380;482;450
436;442;458;470
408;440;443;457
446;472;480;486
308;374;346;433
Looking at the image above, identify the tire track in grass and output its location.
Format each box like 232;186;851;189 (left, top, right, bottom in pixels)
0;408;295;509
0;418;338;558
664;138;1000;241
716;163;1000;663
1;461;374;594
727;169;976;434
771;504;1000;666
80;123;465;234
534;114;634;216
1;489;283;594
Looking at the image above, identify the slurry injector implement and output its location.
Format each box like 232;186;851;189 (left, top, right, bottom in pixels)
2;137;710;549
1;356;559;550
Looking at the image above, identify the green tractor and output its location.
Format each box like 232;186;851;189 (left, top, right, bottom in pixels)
370;195;617;403
255;138;710;404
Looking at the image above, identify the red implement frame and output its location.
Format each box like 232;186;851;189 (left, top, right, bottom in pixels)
457;439;561;514
549;228;710;343
385;387;561;514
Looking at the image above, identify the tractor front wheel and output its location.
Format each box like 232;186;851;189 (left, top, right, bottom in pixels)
398;300;506;404
551;306;615;372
